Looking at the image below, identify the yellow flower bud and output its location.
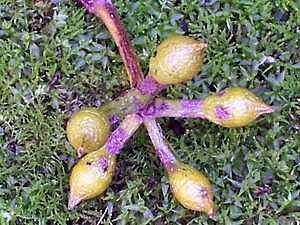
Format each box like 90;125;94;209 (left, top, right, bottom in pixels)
68;148;116;210
202;87;274;128
66;107;110;157
168;163;215;218
149;36;207;85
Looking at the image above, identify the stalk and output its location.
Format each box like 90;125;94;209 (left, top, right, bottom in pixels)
78;0;143;87
122;90;274;128
100;75;165;117
103;113;143;155
144;118;215;218
118;90;274;125
69;1;146;210
140;98;205;118
143;118;178;172
78;1;166;119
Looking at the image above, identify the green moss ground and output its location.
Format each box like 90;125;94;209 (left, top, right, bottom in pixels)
0;0;299;224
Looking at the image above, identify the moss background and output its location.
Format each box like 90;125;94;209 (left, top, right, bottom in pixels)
0;0;299;224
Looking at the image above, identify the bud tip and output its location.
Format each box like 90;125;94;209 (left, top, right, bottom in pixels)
264;105;275;114
207;207;215;219
257;105;275;116
77;146;84;158
68;194;82;210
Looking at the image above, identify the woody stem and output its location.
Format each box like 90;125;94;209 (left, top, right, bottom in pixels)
78;0;144;87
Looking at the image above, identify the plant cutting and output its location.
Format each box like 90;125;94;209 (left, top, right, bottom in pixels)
66;0;275;218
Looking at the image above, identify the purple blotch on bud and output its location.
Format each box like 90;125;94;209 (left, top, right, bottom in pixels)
98;157;108;173
215;106;230;120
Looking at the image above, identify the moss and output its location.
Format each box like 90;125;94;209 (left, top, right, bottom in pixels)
0;0;299;224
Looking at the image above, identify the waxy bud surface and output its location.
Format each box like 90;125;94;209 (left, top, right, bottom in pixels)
66;107;110;157
168;163;215;218
68;148;116;210
149;36;207;85
202;88;274;128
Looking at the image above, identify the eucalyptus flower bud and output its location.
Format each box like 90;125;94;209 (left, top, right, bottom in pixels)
149;36;207;85
68;148;116;210
168;163;215;218
66;107;110;157
202;87;274;128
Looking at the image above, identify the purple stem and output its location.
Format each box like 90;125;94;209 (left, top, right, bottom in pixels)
137;75;165;96
143;118;178;172
78;0;144;87
104;114;143;155
139;98;205;119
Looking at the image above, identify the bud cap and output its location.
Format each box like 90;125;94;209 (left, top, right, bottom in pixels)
202;87;274;128
149;36;207;85
168;163;215;217
68;148;116;210
66;107;110;157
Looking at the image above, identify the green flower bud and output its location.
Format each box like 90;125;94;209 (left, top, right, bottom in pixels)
168;163;215;218
68;148;116;210
66;107;110;157
149;36;207;85
202;87;274;128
